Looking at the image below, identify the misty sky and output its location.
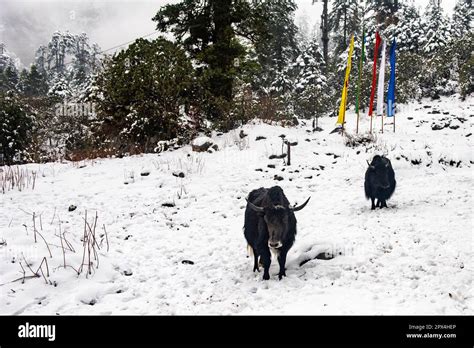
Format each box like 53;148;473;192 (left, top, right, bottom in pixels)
0;0;457;67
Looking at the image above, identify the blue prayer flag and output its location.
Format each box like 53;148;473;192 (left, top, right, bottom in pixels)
387;39;397;117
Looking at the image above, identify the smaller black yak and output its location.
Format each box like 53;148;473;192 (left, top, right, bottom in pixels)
365;155;396;210
244;186;310;280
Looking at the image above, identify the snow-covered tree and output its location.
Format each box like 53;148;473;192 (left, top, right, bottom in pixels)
420;1;452;54
0;62;19;93
46;31;75;74
294;36;327;119
71;33;102;87
22;65;49;97
34;31;102;98
91;38;196;151
384;3;423;52
365;0;400;52
329;0;363;55
451;0;473;39
0;44;23;93
0;91;37;164
0;44;22;71
48;74;73;100
367;0;400;24
253;0;299;95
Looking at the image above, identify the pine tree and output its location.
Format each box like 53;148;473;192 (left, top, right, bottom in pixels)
0;44;21;91
35;46;48;75
328;0;362;55
0;91;36;164
34;32;102;98
153;0;252;124
46;31;75;75
0;63;19;92
91;38;195;150
421;1;452;55
0;43;14;72
367;0;399;25
384;3;423;53
451;0;473;39
17;69;29;94
365;0;399;51
253;0;299;96
23;65;49;97
48;73;73;100
294;36;327;119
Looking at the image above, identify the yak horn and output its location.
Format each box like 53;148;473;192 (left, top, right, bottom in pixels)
245;198;265;213
291;197;311;212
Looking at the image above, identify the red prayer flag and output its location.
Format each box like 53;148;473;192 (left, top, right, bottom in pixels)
368;32;382;117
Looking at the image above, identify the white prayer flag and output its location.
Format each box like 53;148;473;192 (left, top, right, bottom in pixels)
377;40;387;116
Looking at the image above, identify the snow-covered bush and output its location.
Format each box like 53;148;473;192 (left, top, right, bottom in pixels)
0;92;37;164
90;38;196;155
344;132;376;148
420;33;473;99
396;52;423;103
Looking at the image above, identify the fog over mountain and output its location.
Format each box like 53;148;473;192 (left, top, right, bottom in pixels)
0;0;457;67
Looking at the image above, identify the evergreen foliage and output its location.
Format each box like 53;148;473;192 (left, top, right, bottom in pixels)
451;0;473;39
294;36;328;119
0;91;36;164
421;1;452;55
90;38;195;152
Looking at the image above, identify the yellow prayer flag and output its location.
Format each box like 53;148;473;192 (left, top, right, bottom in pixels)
337;35;355;126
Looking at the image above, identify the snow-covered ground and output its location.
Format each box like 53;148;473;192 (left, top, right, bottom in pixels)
1;95;472;315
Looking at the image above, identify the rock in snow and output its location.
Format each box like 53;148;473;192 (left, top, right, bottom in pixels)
191;136;217;152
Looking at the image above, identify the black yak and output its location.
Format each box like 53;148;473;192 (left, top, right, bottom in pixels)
244;186;310;280
365;155;396;210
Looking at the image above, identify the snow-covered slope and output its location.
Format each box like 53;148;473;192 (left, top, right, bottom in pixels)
0;95;472;315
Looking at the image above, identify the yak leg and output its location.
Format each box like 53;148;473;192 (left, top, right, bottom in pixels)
381;200;388;208
252;247;260;272
259;248;271;280
371;198;376;210
277;250;288;280
376;199;381;208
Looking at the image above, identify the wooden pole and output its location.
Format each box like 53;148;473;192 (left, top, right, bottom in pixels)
356;112;360;134
356;28;366;134
393;114;396;133
370;115;373;134
287;142;291;166
381;114;384;134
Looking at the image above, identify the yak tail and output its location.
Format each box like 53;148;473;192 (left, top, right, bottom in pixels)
247;244;253;258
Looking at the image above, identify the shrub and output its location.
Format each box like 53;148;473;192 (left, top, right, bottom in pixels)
344;132;376;148
90;38;196;153
0;92;37;164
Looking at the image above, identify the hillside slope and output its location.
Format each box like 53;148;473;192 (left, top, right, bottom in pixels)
0;95;472;315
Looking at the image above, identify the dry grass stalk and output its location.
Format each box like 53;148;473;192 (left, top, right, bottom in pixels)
0;166;37;194
78;210;102;277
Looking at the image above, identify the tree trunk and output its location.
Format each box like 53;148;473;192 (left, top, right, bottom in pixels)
210;0;234;120
343;2;347;44
320;0;329;70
